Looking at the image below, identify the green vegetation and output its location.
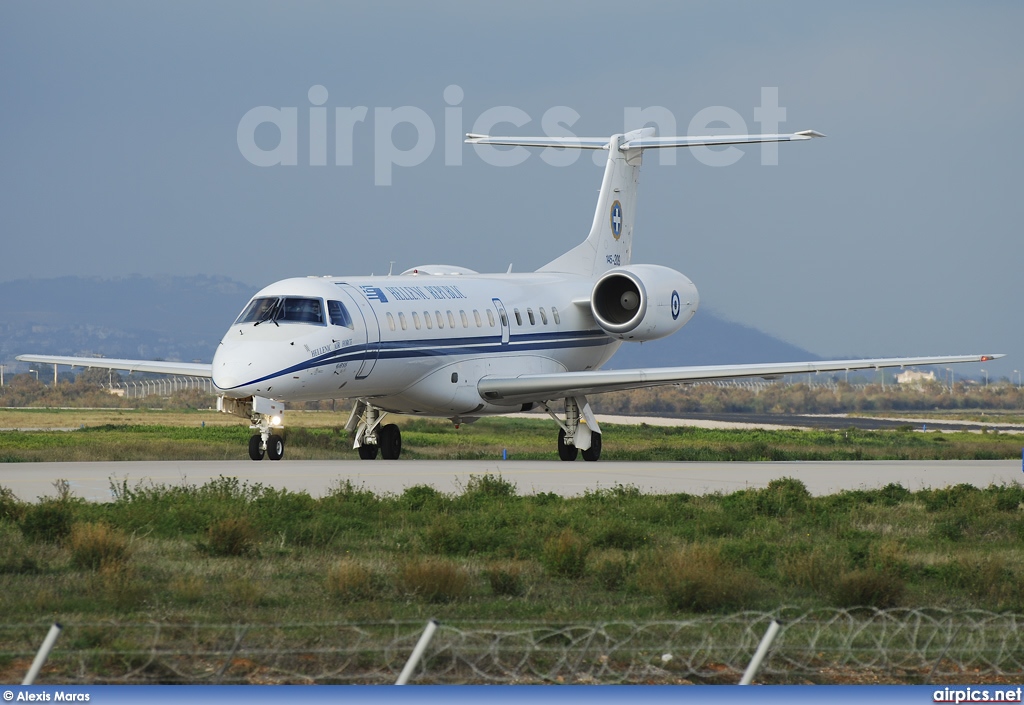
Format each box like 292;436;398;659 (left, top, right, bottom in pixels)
3;475;1024;631
601;379;1024;415
1;413;1023;461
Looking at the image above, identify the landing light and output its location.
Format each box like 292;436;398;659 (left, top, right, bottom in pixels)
271;415;282;426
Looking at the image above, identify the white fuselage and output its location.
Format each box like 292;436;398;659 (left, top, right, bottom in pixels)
211;271;624;418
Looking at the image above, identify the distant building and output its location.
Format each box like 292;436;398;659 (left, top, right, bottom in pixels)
895;370;936;386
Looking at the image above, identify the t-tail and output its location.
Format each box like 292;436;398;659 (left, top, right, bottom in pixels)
466;128;825;277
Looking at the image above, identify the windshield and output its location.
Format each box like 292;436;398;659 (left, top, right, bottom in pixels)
235;297;326;326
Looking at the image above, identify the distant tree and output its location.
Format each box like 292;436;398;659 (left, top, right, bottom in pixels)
76;367;123;388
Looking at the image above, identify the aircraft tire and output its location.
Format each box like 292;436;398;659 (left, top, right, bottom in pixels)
358;443;379;460
267;434;284;461
248;435;265;461
581;432;602;462
557;428;578;461
379;424;402;460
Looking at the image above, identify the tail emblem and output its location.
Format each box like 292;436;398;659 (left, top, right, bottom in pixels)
610;200;623;240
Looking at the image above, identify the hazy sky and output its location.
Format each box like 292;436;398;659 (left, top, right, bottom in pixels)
2;1;1021;377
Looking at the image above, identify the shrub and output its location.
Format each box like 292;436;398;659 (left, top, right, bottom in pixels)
831;568;904;608
327;558;374;601
400;557;470;603
754;477;810;516
400;485;443;511
594;520;647;550
20;501;74;543
199;517;259;556
484;561;526;597
69;522;130;570
780;547;844;596
424;515;468;555
0;486;24;523
0;522;40;574
94;561;148;610
651;545;761;613
541;529;589;579
592;551;632;591
461;474;517;501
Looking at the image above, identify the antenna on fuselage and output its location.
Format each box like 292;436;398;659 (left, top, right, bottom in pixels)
388;261;395;276
506;263;513;273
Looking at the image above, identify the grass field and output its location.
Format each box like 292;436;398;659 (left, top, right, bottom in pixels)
2;409;1023;462
3;410;1024;683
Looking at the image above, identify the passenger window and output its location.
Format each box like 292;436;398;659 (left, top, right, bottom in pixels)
424;311;433;329
399;312;408;330
448;311;456;328
435;311;444;329
473;310;482;327
539;307;548;325
460;310;469;328
328;300;354;328
527;308;535;325
497;310;506;327
412;311;421;330
552;307;561;325
386;312;395;331
513;309;522;326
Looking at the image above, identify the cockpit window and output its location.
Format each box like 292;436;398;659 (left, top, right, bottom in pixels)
235;297;277;325
328;300;354;328
235;297;326;326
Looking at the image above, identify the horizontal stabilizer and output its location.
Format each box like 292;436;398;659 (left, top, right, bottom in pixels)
466;130;825;152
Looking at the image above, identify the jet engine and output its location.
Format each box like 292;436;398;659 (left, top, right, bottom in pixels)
590;265;699;341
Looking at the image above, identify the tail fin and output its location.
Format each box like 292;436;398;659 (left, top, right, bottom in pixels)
465;129;824;278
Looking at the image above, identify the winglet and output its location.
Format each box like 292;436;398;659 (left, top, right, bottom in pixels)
794;130;826;138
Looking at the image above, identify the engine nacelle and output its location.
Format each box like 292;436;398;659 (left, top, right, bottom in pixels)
590;265;699;341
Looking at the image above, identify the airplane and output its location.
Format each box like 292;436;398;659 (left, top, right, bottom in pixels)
18;127;1002;462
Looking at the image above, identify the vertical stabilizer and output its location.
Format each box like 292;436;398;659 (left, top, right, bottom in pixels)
538;128;652;277
465;127;824;279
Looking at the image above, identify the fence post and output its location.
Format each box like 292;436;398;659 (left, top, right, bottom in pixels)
22;623;62;685
740;620;780;685
396;620;439;685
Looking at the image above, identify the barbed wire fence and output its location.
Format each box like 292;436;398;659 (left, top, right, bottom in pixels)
4;608;1024;685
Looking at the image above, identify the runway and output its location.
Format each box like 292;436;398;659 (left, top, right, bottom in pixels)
2;458;1021;502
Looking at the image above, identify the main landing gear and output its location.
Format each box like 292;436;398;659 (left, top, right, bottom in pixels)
347;400;402;460
543;395;602;462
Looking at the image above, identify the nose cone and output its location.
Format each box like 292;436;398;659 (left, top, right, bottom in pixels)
212;335;258;392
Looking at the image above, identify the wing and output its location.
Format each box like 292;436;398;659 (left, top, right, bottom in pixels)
477;354;1002;405
16;354;213;378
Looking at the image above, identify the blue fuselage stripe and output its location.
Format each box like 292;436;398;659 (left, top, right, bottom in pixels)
222;330;612;390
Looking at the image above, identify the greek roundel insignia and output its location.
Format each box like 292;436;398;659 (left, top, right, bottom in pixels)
610;200;623;240
671;290;681;320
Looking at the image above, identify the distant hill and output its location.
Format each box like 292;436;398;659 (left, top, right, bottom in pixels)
0;275;818;371
607;309;820;368
0;275;253;367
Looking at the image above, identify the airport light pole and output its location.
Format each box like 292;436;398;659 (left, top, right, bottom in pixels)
1015;370;1021;389
981;369;988;389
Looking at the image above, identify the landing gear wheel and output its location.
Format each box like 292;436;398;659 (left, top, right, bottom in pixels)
557;428;578;461
358;443;379;460
266;434;284;461
248;435;265;461
379;424;402;460
581;432;602;462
